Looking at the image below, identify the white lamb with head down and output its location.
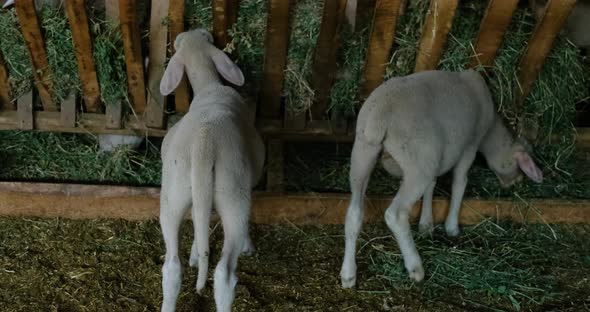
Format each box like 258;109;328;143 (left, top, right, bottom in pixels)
340;69;543;288
158;29;264;312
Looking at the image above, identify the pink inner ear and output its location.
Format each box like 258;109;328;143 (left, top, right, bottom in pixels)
515;151;543;183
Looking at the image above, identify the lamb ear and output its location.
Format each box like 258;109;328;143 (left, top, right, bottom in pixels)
345;0;357;31
515;151;543;183
160;54;184;96
209;47;244;86
2;0;15;8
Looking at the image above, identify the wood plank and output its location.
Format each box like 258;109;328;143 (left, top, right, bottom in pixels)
0;110;167;136
515;0;577;109
14;0;55;111
119;0;147;114
169;0;190;114
0;51;11;109
17;91;33;130
60;91;77;128
414;0;459;72
64;0;101;113
361;0;402;98
104;1;123;128
212;0;240;48
0;182;588;224
470;0;519;68
266;139;285;193
145;0;171;129
260;0;291;119
105;0;120;20
310;0;347;120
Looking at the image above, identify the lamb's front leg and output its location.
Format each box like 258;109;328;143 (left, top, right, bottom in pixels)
418;180;436;235
445;151;476;237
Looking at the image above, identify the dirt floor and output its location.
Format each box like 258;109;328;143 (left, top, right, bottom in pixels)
0;218;588;311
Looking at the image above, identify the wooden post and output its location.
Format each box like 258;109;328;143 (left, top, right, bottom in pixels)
414;0;458;72
515;0;577;109
260;0;291;119
0;51;11;110
17;91;33;130
104;0;123;129
15;0;56;111
119;0;147;115
146;0;171;129
169;0;190;114
64;0;101;113
310;0;347;120
361;0;403;98
470;0;519;68
266;139;285;193
60;91;77;128
212;0;240;48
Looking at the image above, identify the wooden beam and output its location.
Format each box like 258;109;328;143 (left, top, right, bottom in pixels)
64;0;101;113
361;0;402;98
15;0;56;111
310;0;347;120
515;0;577;109
0;182;588;224
0;110;167;136
119;0;147;114
212;0;240;48
60;92;77;128
414;0;458;72
260;0;291;119
16;91;33;130
0;51;11;109
470;0;519;68
169;0;190;114
145;0;171;129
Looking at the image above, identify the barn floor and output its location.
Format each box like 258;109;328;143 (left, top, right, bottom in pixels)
0;218;588;311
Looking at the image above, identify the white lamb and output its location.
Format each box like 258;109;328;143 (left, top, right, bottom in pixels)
158;29;264;312
340;69;543;288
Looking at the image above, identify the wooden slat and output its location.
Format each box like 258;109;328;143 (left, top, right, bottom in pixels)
15;0;55;111
361;0;402;98
17;91;33;130
515;0;577;109
60;91;77;128
260;0;291;119
104;1;123;129
414;0;459;72
470;0;519;68
0;51;11;109
64;0;101;113
0;110;167;136
119;0;147;114
145;0;171;129
1;182;589;224
169;0;190;114
310;0;347;120
212;0;240;48
266;139;285;193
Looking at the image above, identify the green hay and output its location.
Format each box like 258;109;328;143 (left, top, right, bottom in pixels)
90;14;129;108
0;217;587;311
0;131;161;185
283;0;323;115
0;9;33;100
39;5;80;103
370;222;590;310
185;0;212;30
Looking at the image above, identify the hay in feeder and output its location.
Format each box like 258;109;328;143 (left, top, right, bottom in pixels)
0;9;33;100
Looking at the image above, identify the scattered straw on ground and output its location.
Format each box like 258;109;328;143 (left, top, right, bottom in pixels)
0;217;587;311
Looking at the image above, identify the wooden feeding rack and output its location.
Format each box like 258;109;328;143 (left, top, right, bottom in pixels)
0;0;588;223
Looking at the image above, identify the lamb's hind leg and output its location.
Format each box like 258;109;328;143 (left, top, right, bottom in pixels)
385;173;433;282
160;185;191;312
213;187;250;312
340;138;381;288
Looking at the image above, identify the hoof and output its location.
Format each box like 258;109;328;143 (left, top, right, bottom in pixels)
407;264;424;282
418;223;434;235
340;275;357;289
445;225;461;237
